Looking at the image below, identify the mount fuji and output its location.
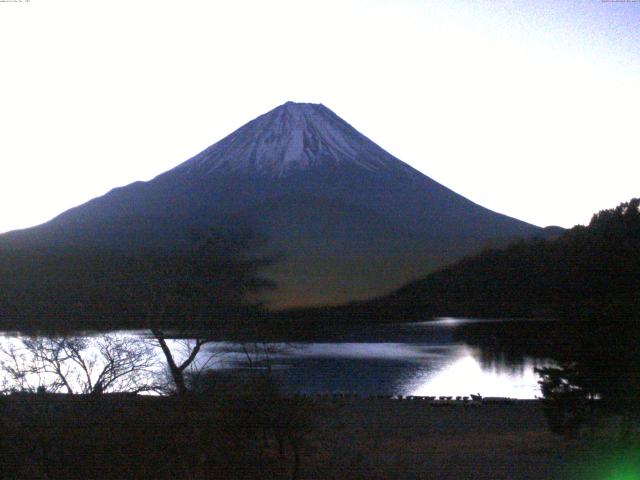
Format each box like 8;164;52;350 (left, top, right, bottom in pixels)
1;102;547;308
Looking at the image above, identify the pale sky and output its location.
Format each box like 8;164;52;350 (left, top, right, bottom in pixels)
1;0;638;233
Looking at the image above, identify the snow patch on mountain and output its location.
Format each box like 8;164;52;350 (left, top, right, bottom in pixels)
174;102;408;178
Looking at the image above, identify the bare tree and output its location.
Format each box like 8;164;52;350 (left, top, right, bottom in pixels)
150;329;224;395
135;231;277;394
238;341;291;372
0;334;161;394
150;328;298;396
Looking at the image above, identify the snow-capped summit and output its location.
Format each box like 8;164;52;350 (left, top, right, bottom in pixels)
176;102;404;177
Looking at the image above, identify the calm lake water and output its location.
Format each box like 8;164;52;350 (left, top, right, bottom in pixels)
0;318;585;398
202;318;556;398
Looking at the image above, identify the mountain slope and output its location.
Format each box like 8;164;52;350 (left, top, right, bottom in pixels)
1;102;548;309
374;198;640;319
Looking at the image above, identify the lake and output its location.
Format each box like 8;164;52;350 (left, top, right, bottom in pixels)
198;318;558;398
0;318;565;398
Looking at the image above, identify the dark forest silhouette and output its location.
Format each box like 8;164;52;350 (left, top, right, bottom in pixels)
377;198;640;319
0;231;274;328
534;320;640;443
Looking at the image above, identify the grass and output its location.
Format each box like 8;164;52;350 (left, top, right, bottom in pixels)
0;394;574;479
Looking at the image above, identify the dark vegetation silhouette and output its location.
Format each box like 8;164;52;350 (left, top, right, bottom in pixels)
534;321;640;440
0;230;274;328
533;323;640;480
377;198;640;319
0;385;313;479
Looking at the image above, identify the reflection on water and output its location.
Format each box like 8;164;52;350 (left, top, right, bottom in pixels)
226;342;550;398
0;319;568;398
202;337;553;398
404;347;547;399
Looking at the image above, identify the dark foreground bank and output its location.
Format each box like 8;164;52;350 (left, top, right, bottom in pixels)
0;394;595;480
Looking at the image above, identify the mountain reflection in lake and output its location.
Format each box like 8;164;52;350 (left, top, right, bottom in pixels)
0;318;564;398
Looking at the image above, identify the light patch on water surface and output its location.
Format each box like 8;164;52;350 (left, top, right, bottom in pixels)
208;342;551;398
429;317;465;327
404;346;549;399
277;343;448;361
200;342;449;370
